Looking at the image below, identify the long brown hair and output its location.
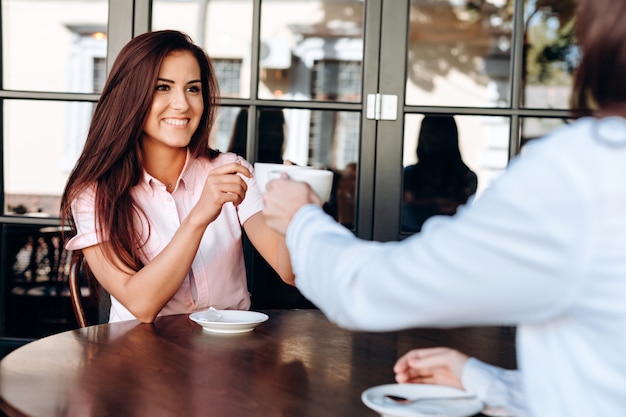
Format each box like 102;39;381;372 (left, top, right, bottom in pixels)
571;0;626;117
61;30;220;275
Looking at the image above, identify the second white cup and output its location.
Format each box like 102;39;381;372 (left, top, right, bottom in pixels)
254;162;334;202
275;169;334;202
253;162;312;193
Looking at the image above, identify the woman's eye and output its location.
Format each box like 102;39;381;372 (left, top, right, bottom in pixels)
187;85;201;93
155;84;169;92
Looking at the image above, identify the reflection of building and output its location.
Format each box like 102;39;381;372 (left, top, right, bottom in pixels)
4;3;108;215
4;0;575;214
5;1;367;215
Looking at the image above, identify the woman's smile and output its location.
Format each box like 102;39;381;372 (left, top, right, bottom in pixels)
163;118;190;127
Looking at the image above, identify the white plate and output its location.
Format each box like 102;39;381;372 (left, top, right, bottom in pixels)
189;309;269;334
362;384;483;417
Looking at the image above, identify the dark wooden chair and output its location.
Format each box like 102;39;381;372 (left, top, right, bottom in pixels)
68;254;109;328
68;254;88;328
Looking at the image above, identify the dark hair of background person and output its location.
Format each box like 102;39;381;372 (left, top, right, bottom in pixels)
402;115;477;233
60;30;222;277
228;108;286;163
571;0;626;117
227;107;315;308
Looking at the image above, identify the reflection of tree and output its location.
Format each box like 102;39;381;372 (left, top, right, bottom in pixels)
524;0;577;86
407;1;500;92
404;0;577;96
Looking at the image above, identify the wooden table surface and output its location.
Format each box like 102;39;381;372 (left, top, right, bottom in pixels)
0;309;516;417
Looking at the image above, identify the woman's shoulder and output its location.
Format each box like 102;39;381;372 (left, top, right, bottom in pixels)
71;182;98;206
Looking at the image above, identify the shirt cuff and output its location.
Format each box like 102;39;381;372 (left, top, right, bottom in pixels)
462;357;524;417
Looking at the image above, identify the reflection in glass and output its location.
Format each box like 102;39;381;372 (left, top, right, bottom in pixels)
258;1;364;102
286;108;360;229
402;114;510;233
523;1;578;109
2;0;108;93
520;117;572;148
221;107;360;309
218;107;359;228
212;106;246;154
402;115;477;233
406;0;513;108
226;108;287;164
152;0;253;99
4;100;94;216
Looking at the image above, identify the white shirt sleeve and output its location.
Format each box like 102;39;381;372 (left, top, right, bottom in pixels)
462;357;526;417
286;135;588;331
285;118;626;417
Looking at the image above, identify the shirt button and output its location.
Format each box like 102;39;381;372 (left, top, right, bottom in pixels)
167;197;173;203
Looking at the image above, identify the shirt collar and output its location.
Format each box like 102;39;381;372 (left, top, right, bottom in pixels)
140;149;193;194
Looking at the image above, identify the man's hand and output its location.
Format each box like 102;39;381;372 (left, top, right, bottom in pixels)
394;347;469;390
262;174;322;235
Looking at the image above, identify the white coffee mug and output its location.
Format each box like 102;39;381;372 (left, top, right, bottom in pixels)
253;162;333;202
253;162;312;193
278;169;334;202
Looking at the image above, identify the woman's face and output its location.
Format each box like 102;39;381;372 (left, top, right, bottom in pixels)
142;50;204;150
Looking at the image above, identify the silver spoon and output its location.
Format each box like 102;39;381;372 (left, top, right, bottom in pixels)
384;394;477;405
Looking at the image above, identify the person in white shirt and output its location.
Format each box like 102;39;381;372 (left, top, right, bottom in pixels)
261;1;626;416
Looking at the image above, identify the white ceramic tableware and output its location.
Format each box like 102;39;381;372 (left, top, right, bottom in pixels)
253;162;313;193
361;384;483;417
253;162;334;202
280;168;334;202
189;309;269;334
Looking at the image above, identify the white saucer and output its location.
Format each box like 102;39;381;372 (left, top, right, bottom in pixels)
189;309;269;334
362;384;483;417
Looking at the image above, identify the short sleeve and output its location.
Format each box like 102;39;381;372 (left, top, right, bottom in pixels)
65;185;106;250
231;155;264;224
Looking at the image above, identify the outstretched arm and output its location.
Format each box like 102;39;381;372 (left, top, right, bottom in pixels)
394;347;468;388
243;211;295;285
394;347;526;416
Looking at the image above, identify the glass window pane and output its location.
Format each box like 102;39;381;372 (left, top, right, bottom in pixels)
4;100;93;216
402;114;509;233
287;108;360;228
212;106;246;154
520;117;572;148
152;0;253;99
219;106;359;228
406;0;513;108
223;108;289;164
2;0;108;93
522;1;579;109
258;0;364;102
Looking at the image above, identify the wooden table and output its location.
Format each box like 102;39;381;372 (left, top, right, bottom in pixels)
0;309;516;417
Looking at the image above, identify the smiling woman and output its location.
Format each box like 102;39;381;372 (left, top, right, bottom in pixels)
59;30;295;325
141;50;204;189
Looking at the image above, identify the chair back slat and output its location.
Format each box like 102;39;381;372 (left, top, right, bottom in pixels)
69;254;87;328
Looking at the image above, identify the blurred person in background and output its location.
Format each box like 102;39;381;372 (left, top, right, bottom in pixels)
402;115;477;233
